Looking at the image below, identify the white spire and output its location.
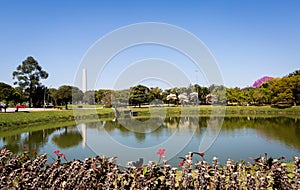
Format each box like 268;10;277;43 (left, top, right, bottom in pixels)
82;68;87;92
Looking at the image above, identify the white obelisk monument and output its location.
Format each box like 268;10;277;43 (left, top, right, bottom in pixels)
82;68;87;93
81;69;87;149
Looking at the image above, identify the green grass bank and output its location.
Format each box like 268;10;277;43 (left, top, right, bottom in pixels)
1;106;300;129
0;108;114;129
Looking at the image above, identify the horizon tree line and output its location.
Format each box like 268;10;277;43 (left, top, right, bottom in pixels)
0;56;299;108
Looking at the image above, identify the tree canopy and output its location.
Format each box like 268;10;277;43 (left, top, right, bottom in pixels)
53;85;83;109
12;56;48;107
129;85;150;107
0;82;20;104
3;66;300;108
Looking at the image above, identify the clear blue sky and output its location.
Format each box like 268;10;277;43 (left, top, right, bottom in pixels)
1;0;299;89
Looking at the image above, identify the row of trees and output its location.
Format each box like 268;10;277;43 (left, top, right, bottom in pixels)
0;56;299;108
226;74;300;106
2;77;299;109
115;74;300;107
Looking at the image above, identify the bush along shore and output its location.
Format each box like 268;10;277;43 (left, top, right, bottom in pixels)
0;148;299;189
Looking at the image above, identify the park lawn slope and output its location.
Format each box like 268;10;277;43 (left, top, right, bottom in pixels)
131;105;300;117
0;108;114;128
1;106;300;129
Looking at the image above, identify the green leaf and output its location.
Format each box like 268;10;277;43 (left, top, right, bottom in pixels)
143;166;148;175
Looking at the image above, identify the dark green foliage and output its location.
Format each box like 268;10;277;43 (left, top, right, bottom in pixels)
129;85;150;107
53;85;83;109
148;87;163;103
12;56;48;107
0;82;21;104
288;69;300;77
194;84;210;104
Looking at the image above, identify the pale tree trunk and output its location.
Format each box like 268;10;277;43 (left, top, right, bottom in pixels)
29;84;33;108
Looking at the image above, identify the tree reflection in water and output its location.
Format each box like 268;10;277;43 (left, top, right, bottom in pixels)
1;128;57;154
0;116;299;165
52;127;82;149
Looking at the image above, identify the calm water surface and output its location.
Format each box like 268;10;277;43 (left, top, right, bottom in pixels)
0;117;299;166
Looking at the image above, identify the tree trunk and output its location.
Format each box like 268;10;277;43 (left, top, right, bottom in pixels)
29;84;33;108
29;93;32;108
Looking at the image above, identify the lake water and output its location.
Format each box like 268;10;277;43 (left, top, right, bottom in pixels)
1;116;299;166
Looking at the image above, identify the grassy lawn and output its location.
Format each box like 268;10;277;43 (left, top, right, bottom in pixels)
130;105;300;117
1;105;300;129
0;108;114;128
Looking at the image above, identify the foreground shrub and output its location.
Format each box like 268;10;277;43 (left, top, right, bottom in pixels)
0;149;299;189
